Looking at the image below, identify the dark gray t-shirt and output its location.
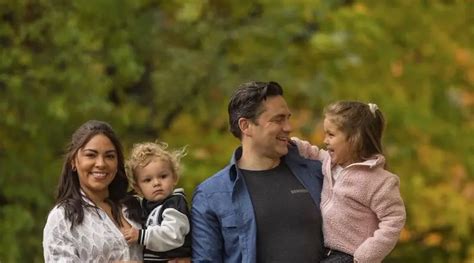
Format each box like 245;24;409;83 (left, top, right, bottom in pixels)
241;161;323;263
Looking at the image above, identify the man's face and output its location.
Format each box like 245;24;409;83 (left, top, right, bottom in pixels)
247;95;292;159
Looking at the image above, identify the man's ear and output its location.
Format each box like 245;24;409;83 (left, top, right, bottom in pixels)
238;117;252;137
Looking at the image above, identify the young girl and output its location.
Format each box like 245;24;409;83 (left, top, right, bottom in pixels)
293;101;406;263
121;141;191;262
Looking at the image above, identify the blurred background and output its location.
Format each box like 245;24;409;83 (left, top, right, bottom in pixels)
0;0;473;262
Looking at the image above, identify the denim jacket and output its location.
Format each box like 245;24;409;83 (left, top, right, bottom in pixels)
191;145;323;263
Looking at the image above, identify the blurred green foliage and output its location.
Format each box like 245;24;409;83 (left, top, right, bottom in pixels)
0;0;473;262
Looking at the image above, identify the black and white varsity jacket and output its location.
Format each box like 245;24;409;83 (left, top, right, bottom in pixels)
138;188;191;262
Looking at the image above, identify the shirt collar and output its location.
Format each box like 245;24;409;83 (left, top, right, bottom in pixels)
229;146;243;181
80;189;97;207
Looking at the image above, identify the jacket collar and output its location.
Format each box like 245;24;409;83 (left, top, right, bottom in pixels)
140;188;186;214
284;144;310;167
228;146;242;181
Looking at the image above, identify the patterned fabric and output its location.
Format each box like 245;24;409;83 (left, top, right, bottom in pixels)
43;205;143;262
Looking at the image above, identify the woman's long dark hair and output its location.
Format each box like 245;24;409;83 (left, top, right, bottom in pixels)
55;120;128;229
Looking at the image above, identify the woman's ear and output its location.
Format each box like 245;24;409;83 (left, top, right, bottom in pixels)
70;159;76;171
133;185;143;196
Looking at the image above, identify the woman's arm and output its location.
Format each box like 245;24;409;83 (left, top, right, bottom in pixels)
43;207;80;262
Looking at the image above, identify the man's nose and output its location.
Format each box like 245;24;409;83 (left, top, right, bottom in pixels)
283;120;292;133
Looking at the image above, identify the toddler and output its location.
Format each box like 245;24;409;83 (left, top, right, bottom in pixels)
122;141;191;262
293;101;406;263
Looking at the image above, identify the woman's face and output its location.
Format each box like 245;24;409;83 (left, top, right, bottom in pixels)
72;134;118;200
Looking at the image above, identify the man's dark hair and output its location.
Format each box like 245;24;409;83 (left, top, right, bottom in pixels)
228;81;284;139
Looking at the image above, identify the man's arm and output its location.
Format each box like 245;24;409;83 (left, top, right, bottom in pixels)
191;188;224;263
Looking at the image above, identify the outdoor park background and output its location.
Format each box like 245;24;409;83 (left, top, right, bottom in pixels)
0;0;473;262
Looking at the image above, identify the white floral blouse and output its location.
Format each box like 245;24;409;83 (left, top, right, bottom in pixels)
43;202;143;263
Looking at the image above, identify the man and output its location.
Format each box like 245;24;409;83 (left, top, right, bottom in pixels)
191;81;324;263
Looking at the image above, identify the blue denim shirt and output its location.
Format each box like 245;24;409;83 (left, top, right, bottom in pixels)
191;145;323;263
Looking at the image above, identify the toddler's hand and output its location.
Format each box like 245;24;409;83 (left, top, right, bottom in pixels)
120;226;139;245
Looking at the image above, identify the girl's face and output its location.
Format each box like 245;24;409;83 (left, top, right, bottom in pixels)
134;158;177;202
73;134;118;200
323;117;354;167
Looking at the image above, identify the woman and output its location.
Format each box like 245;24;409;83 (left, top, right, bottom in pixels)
43;120;142;262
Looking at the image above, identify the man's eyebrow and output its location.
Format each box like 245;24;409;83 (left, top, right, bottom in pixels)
272;113;292;118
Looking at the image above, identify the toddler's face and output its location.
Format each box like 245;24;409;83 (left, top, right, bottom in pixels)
323;117;353;167
134;157;177;202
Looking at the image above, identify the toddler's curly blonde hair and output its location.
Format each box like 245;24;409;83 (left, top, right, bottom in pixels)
126;141;187;188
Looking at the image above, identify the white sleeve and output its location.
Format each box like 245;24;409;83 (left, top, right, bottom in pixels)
43;207;80;263
142;208;190;252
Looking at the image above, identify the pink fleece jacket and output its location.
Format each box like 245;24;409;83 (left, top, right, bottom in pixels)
317;151;406;263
